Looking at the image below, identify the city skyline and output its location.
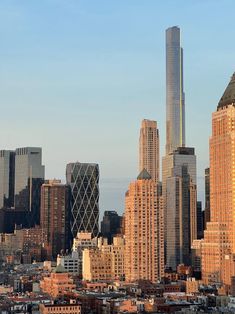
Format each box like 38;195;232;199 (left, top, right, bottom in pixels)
1;1;235;214
2;1;235;306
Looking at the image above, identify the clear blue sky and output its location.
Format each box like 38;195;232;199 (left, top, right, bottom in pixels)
0;0;234;215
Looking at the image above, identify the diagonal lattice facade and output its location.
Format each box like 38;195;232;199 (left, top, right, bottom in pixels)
66;162;99;238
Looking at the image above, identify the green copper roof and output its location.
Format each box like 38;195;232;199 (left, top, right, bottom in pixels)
137;169;151;180
53;264;67;273
218;73;235;109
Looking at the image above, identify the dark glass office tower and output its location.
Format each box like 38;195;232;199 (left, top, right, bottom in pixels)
204;167;210;225
101;210;122;244
66;162;99;238
14;147;45;227
0;150;15;209
197;201;204;239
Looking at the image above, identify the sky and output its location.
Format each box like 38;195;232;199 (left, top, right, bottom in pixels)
0;0;235;216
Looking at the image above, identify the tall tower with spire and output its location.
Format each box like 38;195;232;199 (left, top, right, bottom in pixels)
202;73;235;287
166;26;185;154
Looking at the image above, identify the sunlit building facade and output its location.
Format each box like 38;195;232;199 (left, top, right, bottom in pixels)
124;169;164;282
40;180;70;259
202;73;235;287
139;119;159;183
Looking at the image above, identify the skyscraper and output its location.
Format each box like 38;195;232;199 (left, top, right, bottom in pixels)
139;119;159;183
124;169;164;282
163;26;197;270
14;147;45;227
100;210;123;244
0;150;15;209
197;201;204;240
162;147;197;269
202;73;235;287
40;180;70;259
66;162;99;238
204;167;210;225
166;26;185;154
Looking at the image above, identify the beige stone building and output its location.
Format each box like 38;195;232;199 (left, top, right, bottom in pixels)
82;236;125;281
139;119;159;183
202;73;235;287
124;170;164;282
186;277;199;294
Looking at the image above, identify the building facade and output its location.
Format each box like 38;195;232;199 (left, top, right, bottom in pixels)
124;169;164;282
83;248;113;282
139;119;159;183
14;147;45;227
197;201;204;239
162;147;197;270
82;236;125;282
57;251;80;274
66;162;99;238
166;26;185;155
204;167;210;225
100;210;123;244
40;302;81;314
40;180;70;259
40;264;75;298
0;150;15;209
163;26;197;271
202;73;235;287
72;232;97;277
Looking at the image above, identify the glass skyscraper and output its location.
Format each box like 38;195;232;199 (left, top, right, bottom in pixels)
0;150;15;209
66;162;99;238
162;147;197;269
163;26;197;270
166;26;185;154
14;147;45;226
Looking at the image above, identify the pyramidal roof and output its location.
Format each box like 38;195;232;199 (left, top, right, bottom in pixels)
53;264;67;273
137;168;152;180
218;73;235;109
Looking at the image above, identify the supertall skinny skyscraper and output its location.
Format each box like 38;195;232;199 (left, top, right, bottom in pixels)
166;26;185;154
163;26;197;270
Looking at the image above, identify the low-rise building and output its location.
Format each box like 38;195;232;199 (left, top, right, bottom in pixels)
83;236;125;282
72;232;97;277
40;300;81;314
57;251;79;274
83;248;112;281
40;264;75;298
186;277;199;294
191;239;203;275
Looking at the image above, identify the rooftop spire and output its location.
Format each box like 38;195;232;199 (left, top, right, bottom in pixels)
137;169;152;180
